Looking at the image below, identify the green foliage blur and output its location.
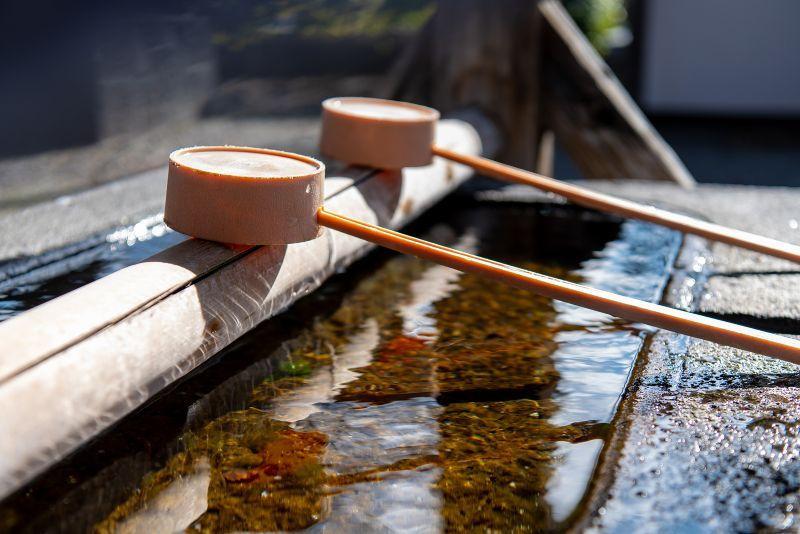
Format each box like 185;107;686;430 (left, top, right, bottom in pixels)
207;0;625;56
563;0;628;55
209;0;435;50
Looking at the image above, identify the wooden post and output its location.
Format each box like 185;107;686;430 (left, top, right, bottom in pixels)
385;0;695;187
429;0;545;171
386;0;546;171
538;0;695;186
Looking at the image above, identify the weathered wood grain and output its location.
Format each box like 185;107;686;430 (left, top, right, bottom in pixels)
385;0;692;187
385;0;545;171
539;0;695;187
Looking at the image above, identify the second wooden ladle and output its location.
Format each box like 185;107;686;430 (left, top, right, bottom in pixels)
320;97;800;265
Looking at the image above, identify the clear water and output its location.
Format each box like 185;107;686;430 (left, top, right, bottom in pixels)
0;198;681;533
0;215;185;322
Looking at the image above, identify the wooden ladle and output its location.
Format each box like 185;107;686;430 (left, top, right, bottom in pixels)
164;145;800;365
320;96;800;265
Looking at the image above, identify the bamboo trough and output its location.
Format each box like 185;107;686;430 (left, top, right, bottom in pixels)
0;119;481;500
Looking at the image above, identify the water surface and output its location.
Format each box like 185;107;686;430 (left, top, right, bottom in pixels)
0;198;680;532
0;215;184;322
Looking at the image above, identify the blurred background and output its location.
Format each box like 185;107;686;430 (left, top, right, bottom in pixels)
0;0;798;213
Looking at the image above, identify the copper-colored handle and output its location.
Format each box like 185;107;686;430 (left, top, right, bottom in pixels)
432;145;800;264
318;207;800;365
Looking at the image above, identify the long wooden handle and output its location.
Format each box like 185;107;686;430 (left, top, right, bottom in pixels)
432;145;800;264
318;208;800;365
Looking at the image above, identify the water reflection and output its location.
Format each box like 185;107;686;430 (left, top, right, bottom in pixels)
115;458;211;534
290;232;475;532
546;440;604;522
548;221;680;426
271;319;381;424
544;221;680;522
0;201;681;532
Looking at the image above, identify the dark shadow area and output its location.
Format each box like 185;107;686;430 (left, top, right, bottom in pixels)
653;116;800;186
0;1;429;159
683;372;800;392
355;169;404;227
552;116;800;187
0;3;99;155
712;271;800;278
0;1;213;157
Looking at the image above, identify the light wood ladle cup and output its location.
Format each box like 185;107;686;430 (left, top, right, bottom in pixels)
320;96;800;265
164;145;800;365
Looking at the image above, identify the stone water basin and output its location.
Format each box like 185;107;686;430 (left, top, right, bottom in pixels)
0;192;682;532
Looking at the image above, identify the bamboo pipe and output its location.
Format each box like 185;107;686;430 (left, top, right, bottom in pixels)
320;97;800;264
164;146;800;366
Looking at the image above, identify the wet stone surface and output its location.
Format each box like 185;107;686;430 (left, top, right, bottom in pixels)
699;274;800;328
593;383;800;532
580;185;800;532
593;330;800;533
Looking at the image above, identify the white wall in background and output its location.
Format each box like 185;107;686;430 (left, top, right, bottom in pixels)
641;0;800;115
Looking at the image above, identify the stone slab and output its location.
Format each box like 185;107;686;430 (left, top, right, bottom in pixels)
700;274;800;320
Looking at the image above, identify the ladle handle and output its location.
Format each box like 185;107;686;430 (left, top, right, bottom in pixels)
318;208;800;365
432;145;800;264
